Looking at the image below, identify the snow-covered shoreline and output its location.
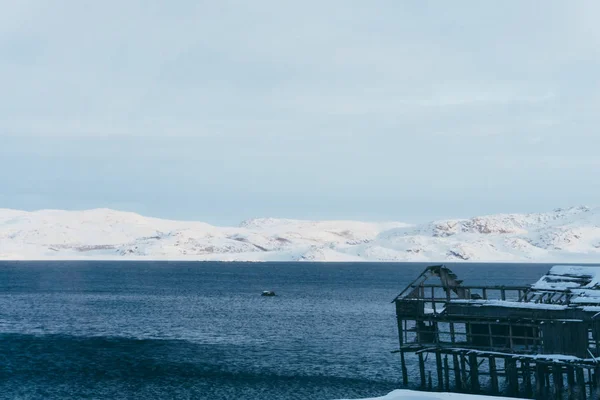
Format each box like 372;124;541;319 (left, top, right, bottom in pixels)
338;389;525;400
1;206;600;262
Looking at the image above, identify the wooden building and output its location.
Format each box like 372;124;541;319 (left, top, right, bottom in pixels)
393;264;600;399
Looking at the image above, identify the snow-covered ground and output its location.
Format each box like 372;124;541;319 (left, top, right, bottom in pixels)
338;390;524;400
1;206;600;262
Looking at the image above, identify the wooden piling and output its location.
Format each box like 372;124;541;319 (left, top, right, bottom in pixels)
469;353;480;393
553;364;564;398
522;360;533;398
576;368;586;400
444;355;450;392
436;350;443;391
593;366;600;399
418;353;426;389
506;357;519;396
536;363;546;400
567;366;576;400
461;355;468;390
489;356;499;394
453;354;462;392
400;350;408;386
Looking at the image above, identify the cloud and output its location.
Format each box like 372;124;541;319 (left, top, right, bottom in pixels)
1;1;600;222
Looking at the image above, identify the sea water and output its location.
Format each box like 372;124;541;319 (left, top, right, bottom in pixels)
0;261;550;399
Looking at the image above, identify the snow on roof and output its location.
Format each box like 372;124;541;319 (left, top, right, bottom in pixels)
531;265;600;291
452;299;568;310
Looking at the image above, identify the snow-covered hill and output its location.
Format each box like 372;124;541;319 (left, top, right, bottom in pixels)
1;206;600;262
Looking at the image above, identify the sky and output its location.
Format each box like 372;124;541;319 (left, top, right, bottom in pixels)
1;1;600;225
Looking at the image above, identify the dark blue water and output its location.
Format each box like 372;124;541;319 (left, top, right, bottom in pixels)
0;261;552;400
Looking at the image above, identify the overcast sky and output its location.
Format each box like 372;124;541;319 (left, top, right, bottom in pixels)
1;1;599;225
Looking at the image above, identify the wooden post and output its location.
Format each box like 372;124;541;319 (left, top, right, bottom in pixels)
594;366;600;399
444;355;450;392
436;351;443;391
576;368;586;400
567;366;576;400
428;371;433;391
453;354;462;392
461;354;468;391
506;357;519;397
553;364;563;398
536;363;546;400
522;360;533;398
418;353;426;389
489;356;499;394
397;318;403;347
400;350;408;386
469;353;480;393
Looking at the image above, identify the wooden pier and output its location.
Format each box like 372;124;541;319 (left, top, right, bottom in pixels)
393;264;600;399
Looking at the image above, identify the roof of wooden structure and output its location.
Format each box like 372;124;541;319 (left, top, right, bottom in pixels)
394;264;600;311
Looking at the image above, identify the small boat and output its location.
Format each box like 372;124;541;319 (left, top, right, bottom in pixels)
261;290;276;297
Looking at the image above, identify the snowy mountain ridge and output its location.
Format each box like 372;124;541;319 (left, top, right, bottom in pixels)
1;206;600;262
